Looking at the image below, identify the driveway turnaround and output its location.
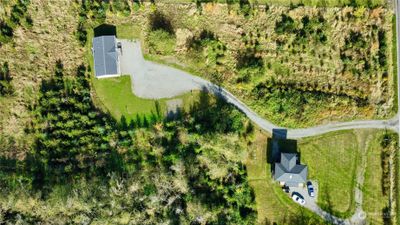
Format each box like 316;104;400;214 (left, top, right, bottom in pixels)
119;39;399;140
290;182;351;225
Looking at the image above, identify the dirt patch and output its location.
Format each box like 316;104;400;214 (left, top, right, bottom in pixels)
166;98;183;118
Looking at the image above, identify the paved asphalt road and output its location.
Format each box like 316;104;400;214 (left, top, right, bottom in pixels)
119;40;399;139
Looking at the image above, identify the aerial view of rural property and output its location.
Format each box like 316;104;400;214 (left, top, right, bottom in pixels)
1;0;400;224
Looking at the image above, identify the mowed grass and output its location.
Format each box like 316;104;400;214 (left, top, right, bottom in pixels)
298;131;359;218
246;131;325;224
362;130;390;224
92;75;166;121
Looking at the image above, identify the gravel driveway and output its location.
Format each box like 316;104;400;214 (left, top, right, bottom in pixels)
119;39;208;99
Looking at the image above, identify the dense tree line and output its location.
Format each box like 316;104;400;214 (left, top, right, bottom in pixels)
0;62;256;224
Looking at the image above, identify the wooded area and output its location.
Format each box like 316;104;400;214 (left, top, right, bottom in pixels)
0;61;257;224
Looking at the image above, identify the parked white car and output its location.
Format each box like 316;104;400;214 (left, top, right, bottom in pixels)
292;193;306;205
307;181;315;197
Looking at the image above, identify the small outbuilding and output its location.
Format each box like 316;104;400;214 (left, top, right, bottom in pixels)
274;153;308;187
92;35;120;78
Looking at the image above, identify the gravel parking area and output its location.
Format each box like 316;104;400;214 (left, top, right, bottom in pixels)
288;181;350;225
119;39;208;99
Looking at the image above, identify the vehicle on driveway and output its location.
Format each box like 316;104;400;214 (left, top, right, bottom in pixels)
292;193;306;205
282;185;290;193
307;181;315;197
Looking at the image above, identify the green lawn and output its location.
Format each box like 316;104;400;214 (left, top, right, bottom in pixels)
92;74;202;123
298;129;397;222
92;75;165;121
298;131;360;218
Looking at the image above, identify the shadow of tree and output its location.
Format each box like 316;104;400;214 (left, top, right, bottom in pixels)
148;10;174;34
382;205;391;225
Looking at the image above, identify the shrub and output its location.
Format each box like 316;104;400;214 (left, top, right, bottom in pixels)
147;29;175;55
0;62;14;96
0;21;13;43
275;14;296;34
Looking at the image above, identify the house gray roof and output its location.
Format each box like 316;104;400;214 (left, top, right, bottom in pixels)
93;35;119;77
274;153;307;186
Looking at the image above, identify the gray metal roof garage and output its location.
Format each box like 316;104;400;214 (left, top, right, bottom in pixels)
92;35;120;78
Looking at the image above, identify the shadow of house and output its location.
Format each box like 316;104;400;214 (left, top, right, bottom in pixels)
267;129;298;164
94;24;117;37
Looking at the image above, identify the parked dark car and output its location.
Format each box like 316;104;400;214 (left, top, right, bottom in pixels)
282;185;290;193
307;181;315;197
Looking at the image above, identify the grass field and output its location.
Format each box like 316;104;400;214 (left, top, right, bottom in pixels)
298;131;360;217
392;15;398;114
362;130;390;224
